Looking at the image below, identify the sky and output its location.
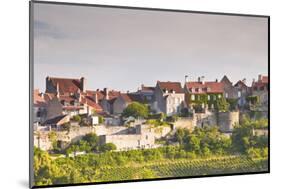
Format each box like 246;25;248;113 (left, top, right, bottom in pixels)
33;3;268;93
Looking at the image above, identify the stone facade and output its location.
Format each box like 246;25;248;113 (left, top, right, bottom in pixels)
100;125;155;151
154;82;185;116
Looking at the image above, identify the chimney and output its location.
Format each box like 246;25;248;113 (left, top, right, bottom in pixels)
185;75;188;83
258;74;262;82
80;77;85;92
215;79;218;82
104;88;109;100
95;92;98;103
201;76;205;84
198;77;201;82
45;76;50;93
56;83;60;98
242;78;246;83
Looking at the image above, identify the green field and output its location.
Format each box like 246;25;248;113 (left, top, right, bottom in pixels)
94;156;268;182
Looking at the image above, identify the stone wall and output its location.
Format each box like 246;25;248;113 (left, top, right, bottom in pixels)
218;111;239;132
173;117;195;130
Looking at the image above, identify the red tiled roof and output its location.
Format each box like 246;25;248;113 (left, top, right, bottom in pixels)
81;96;103;112
59;95;76;103
120;93;133;103
186;81;223;94
48;77;83;94
33;89;46;107
86;90;120;101
141;85;155;92
252;75;268;88
157;81;183;93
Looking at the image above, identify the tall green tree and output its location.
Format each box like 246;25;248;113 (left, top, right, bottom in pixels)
122;102;149;118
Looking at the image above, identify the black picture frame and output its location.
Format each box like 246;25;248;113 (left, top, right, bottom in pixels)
29;1;270;188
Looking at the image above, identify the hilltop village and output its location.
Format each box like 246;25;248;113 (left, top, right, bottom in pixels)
33;75;268;152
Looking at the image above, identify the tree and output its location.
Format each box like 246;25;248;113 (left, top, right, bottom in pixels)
122;102;149;118
72;115;81;123
98;116;104;124
99;143;117;152
215;97;230;112
175;128;190;146
227;98;238;111
82;133;99;150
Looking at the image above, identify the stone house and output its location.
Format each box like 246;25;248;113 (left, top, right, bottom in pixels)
136;84;155;105
234;80;250;107
220;75;239;99
184;77;223;111
251;75;268;109
43;114;70;130
153;81;185;116
45;76;86;95
92;88;121;114
33;89;47;124
35;77;103;126
112;93;143;115
99;125;155;151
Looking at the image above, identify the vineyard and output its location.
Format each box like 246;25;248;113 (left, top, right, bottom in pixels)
94;156;268;182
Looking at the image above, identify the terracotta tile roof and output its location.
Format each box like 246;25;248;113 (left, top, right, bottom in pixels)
86;90;121;101
186;81;223;94
81;96;103;112
120;93;133;103
252;75;268;89
59;95;76;103
117;93;144;103
141;85;155;92
48;77;83;94
33;89;46;107
157;81;183;93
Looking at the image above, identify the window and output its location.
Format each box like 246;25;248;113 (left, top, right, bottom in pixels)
238;91;241;97
218;94;221;99
207;95;210;100
213;96;216;100
225;93;228;98
191;95;195;100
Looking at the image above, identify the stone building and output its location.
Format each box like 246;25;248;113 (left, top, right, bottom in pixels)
33;89;47;124
99;125;155;151
154;81;185;116
184;77;223;111
234;79;250;107
220;75;238;99
251;74;268;109
112;93;143;115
